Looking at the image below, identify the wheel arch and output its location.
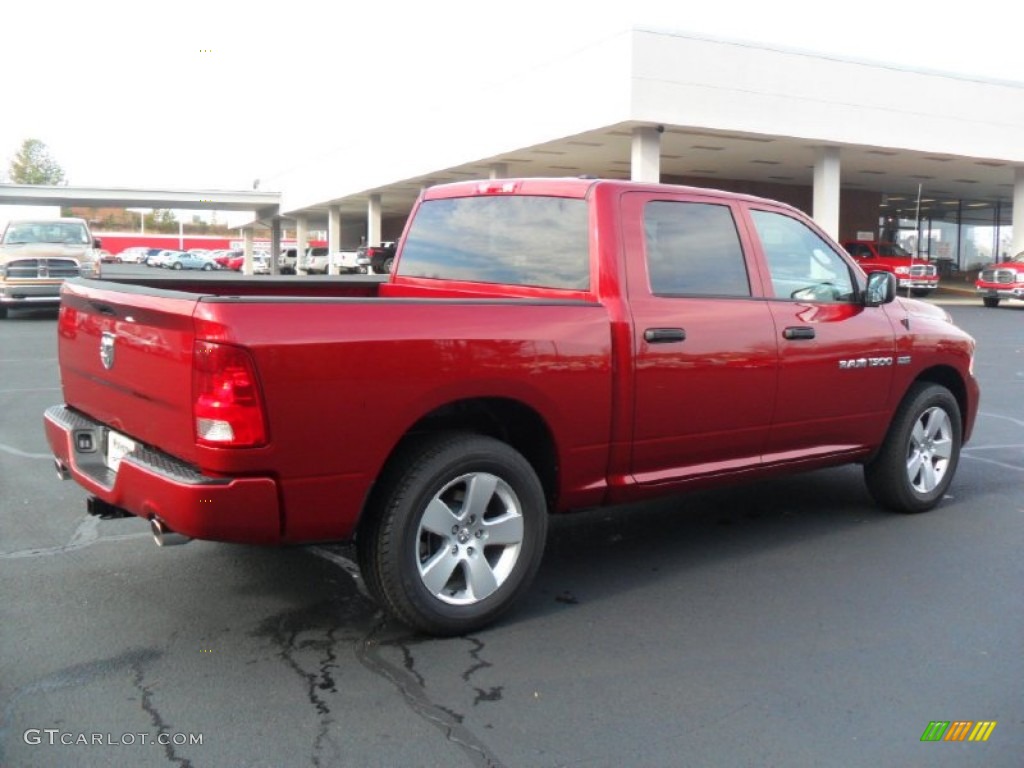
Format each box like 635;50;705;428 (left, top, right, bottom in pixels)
357;397;558;539
907;364;971;437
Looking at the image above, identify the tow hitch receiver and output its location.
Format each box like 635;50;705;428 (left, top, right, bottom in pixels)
86;496;131;520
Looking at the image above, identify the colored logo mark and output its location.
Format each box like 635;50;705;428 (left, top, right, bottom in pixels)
921;721;997;742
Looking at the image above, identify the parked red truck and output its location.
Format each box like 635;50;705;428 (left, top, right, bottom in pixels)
44;178;979;635
841;240;940;296
975;251;1024;307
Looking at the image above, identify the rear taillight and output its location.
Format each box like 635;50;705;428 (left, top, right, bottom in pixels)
192;341;267;448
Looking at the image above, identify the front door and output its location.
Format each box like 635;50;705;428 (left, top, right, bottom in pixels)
746;206;897;462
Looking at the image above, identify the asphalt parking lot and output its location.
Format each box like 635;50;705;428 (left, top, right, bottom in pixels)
1;285;1022;768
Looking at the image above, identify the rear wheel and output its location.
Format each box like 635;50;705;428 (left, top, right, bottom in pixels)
383;257;394;273
0;305;7;319
172;262;183;270
359;433;548;636
864;382;962;513
982;296;1000;308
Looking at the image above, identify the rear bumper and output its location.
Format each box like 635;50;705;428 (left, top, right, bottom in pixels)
44;404;281;544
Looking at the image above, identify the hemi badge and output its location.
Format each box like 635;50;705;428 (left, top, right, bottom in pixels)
100;332;116;370
897;355;912;366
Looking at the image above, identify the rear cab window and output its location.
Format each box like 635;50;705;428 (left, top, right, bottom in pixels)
397;195;590;291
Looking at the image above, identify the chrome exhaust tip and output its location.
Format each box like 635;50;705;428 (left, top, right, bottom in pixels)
54;458;70;481
150;517;192;547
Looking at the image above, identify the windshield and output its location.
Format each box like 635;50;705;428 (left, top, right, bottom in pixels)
3;221;89;246
878;243;912;257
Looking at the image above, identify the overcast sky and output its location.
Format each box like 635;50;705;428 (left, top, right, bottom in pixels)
2;0;1019;193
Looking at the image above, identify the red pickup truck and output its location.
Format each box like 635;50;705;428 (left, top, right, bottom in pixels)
841;240;940;296
44;178;979;635
975;251;1024;307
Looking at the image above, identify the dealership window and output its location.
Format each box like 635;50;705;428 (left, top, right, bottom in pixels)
880;195;1014;272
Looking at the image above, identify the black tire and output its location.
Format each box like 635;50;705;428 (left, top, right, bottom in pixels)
383;257;394;273
172;262;183;270
0;305;7;319
910;288;930;297
864;382;962;513
202;263;213;271
360;433;548;636
982;297;1000;308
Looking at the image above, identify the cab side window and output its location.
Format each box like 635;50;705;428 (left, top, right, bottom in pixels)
644;201;750;297
751;210;856;302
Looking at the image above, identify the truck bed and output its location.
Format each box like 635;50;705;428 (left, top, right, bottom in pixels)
50;275;615;544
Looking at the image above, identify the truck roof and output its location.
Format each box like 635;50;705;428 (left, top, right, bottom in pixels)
420;177;804;213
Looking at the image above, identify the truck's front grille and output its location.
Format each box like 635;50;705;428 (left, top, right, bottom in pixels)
910;264;937;278
5;258;80;279
980;268;1017;284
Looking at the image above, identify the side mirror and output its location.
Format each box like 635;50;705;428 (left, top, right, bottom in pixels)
93;237;103;248
864;271;896;307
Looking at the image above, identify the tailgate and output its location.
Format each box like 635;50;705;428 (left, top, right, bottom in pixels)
57;279;202;464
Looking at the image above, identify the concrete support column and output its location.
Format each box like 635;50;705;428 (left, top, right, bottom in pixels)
327;206;343;275
242;227;254;275
1012;166;1024;258
327;206;341;253
631;126;662;183
489;163;509;179
367;195;382;248
813;146;841;240
270;218;282;275
296;216;309;275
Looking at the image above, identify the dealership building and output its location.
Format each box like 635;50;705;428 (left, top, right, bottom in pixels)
3;27;1023;271
267;27;1023;271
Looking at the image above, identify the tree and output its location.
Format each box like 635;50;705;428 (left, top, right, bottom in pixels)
8;139;66;185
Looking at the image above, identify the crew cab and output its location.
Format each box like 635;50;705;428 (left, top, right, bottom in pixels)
0;217;102;318
841;240;939;296
44;178;979;636
975;251;1024;307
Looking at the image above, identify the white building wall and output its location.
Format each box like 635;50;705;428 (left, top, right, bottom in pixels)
279;28;1024;215
628;29;1024;162
280;32;635;213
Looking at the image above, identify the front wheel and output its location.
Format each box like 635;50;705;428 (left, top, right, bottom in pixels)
864;382;962;513
359;433;548;636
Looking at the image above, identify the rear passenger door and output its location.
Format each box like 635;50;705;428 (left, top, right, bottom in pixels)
622;192;778;484
746;206;897;461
